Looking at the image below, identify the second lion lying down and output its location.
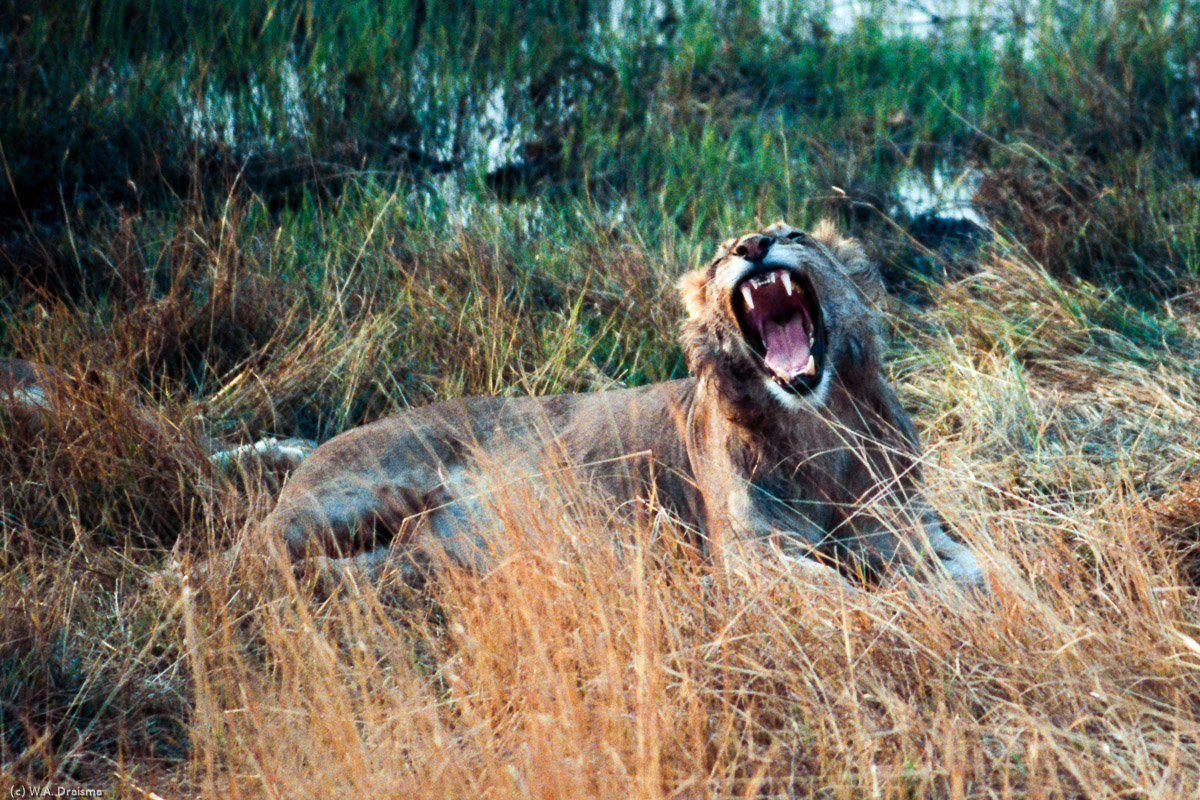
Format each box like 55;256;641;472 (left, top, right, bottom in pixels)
252;221;984;590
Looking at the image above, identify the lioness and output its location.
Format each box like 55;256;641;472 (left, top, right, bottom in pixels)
256;221;984;590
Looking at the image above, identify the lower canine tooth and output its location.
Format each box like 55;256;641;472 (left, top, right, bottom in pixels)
741;285;755;310
802;354;816;376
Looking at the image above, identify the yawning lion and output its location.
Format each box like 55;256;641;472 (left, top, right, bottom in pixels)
255;221;984;590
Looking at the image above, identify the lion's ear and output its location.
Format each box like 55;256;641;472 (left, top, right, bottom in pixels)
843;252;885;308
811;219;885;307
676;269;711;320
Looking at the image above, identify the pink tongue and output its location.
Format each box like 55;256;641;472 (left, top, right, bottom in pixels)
762;314;811;378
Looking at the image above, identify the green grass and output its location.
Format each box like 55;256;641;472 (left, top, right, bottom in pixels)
3;0;1200;796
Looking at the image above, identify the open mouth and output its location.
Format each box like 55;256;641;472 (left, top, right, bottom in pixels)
732;268;823;393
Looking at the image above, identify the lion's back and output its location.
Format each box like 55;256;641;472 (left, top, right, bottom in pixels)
266;379;704;557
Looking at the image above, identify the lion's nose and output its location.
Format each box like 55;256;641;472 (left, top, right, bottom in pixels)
732;235;772;262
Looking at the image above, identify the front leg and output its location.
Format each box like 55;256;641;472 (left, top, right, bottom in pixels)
920;513;986;592
713;486;850;585
840;501;987;593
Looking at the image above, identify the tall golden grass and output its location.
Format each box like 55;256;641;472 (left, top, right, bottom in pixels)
4;223;1200;797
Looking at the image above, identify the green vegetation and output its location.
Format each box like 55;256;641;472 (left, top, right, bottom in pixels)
3;0;1200;795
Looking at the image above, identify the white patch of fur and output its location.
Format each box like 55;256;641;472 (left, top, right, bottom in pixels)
210;438;312;468
717;257;757;291
937;541;984;588
8;386;49;409
717;242;816;292
762;370;830;412
761;249;808;272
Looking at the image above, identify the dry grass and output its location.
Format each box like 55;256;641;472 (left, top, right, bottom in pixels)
4;218;1200;797
7;1;1200;795
154;476;1200;797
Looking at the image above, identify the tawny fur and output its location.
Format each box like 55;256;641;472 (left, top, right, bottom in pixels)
255;222;984;589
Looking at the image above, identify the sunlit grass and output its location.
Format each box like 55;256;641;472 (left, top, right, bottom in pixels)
4;0;1200;796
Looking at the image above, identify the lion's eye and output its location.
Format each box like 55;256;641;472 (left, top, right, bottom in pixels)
786;231;806;241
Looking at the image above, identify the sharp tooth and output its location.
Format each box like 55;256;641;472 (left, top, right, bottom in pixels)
782;272;793;295
802;354;816;376
741;285;755;310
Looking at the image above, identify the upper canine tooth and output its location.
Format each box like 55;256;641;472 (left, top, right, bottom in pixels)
741;285;755;310
782;272;793;295
802;354;816;376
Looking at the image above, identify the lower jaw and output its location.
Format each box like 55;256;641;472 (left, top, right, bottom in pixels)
759;373;828;410
772;377;819;395
765;363;822;394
